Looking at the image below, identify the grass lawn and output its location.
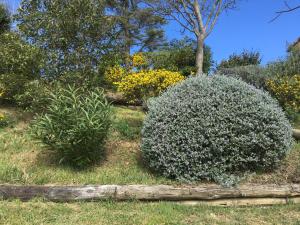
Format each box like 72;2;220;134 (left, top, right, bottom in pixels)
0;106;300;225
0;105;299;185
0;200;299;225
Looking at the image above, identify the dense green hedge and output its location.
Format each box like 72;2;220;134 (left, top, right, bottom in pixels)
141;75;293;186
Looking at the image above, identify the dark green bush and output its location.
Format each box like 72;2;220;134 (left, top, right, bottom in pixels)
15;80;54;112
217;50;261;70
146;37;214;75
0;3;11;34
265;52;300;77
217;65;270;89
141;75;293;186
0;32;43;102
0;112;11;128
31;86;112;168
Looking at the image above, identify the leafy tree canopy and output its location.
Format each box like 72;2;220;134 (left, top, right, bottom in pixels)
16;0;116;81
146;37;214;75
217;50;261;70
0;3;10;34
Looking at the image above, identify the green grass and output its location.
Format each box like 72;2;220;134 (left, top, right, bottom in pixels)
0;106;300;225
0;106;172;185
0;105;299;185
0;200;299;225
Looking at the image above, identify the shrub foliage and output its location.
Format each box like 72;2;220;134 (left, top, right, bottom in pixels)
0;32;43;101
141;75;293;185
266;75;300;113
31;86;112;168
115;69;184;102
218;65;270;89
217;50;261;70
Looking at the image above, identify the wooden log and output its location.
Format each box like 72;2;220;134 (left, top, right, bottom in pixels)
105;92;142;106
179;197;300;206
293;129;300;140
0;184;300;205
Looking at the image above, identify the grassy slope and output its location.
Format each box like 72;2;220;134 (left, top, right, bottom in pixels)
0;105;299;185
0;201;299;225
0;106;300;225
0;106;172;185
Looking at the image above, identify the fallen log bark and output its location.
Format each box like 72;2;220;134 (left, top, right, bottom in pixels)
293;129;300;140
0;184;300;206
105;92;142;106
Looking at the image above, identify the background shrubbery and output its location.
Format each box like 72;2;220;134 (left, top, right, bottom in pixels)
146;37;214;75
217;50;261;70
115;69;184;103
0;32;43;102
266;74;300;121
142;75;293;185
218;50;300;123
217;65;269;89
31;86;112;168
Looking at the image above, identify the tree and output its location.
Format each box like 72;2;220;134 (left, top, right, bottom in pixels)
0;3;10;34
271;1;300;22
147;37;214;75
151;0;236;75
16;0;116;83
217;50;261;70
106;0;166;68
0;32;43;101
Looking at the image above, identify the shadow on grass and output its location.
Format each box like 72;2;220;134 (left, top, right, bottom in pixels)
34;147;109;172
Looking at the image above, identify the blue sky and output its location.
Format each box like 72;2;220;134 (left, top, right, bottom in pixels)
3;0;300;64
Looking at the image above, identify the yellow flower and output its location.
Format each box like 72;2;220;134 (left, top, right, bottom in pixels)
104;65;126;85
266;74;300;112
132;53;147;67
0;113;5;121
115;69;185;102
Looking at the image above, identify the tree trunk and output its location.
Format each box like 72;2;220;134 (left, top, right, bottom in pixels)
123;1;131;69
124;29;131;69
195;36;204;75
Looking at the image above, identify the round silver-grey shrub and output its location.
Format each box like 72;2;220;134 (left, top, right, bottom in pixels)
141;75;293;184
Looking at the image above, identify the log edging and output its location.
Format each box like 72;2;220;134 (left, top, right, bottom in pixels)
0;184;300;206
293;129;300;140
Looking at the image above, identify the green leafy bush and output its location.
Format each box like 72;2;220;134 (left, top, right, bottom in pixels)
0;32;43;101
0;112;11;128
146;37;214;75
142;75;293;185
265;52;300;77
218;65;271;89
15;80;54;112
31;86;112;168
0;3;11;34
217;50;261;70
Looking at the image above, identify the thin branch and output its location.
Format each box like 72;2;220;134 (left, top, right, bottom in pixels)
205;0;222;37
270;1;300;22
193;0;205;35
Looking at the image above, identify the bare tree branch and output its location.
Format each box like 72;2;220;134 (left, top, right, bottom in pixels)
270;1;300;22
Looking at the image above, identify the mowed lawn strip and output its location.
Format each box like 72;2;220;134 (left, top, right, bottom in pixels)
0;200;300;225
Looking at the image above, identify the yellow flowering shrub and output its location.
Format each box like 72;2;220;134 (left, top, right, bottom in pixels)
115;69;185;102
266;74;300;112
132;52;147;68
104;65;126;85
0;112;10;128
